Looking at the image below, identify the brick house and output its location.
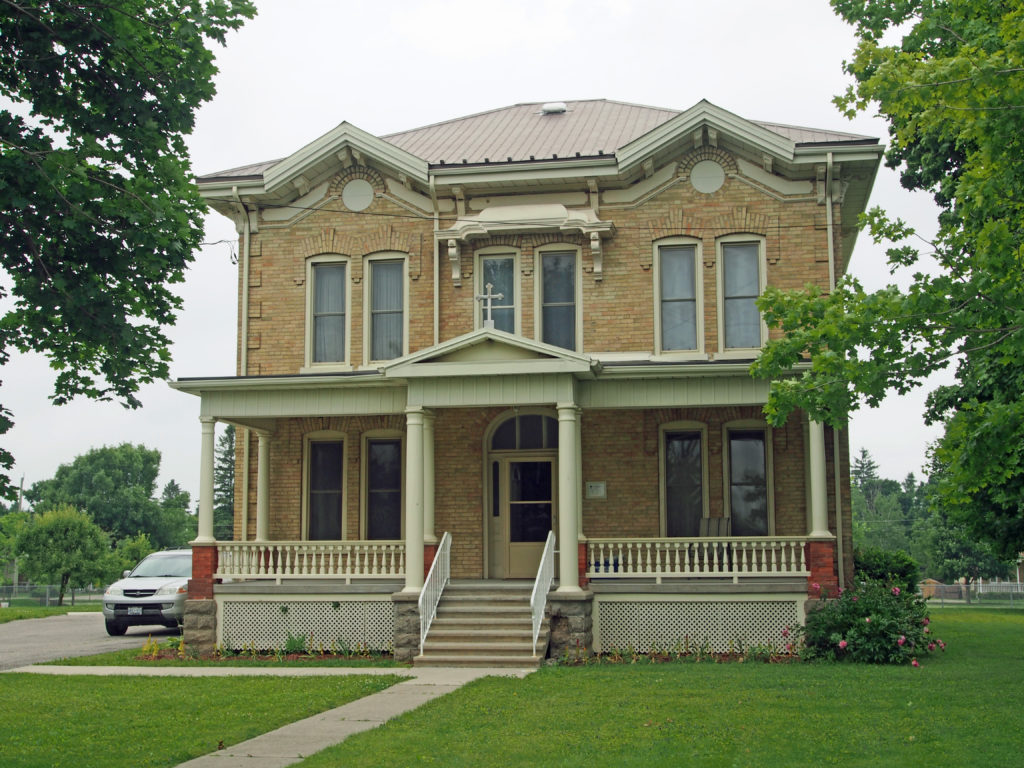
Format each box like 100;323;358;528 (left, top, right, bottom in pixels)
175;99;881;664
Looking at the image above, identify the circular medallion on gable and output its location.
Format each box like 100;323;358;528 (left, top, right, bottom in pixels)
341;179;375;211
690;160;726;194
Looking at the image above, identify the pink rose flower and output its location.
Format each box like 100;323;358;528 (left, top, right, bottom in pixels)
898;635;906;646
838;640;848;649
911;659;919;668
852;595;859;602
782;627;790;638
786;643;793;653
865;617;871;623
928;642;936;652
924;627;930;634
811;582;820;592
892;587;901;595
922;617;930;625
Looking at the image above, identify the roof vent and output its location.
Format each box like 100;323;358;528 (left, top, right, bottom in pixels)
540;102;567;114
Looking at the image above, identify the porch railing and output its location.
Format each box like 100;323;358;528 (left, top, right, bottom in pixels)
586;537;808;584
530;531;556;656
419;532;451;655
215;541;405;585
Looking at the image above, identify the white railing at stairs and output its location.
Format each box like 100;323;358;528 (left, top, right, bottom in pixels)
419;532;451;655
530;531;556;657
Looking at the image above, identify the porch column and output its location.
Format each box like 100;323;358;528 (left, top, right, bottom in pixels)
194;417;216;544
403;407;425;592
423;410;436;544
808;420;831;539
254;430;270;541
557;403;582;593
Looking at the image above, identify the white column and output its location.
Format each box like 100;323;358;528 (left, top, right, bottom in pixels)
403;408;425;592
423;410;437;544
255;430;270;542
557;403;581;593
194;418;216;543
808;419;831;539
575;407;584;541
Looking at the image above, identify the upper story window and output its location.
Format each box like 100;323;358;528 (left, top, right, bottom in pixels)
305;256;350;368
538;246;580;351
477;249;518;333
366;255;407;362
655;239;702;353
718;237;766;352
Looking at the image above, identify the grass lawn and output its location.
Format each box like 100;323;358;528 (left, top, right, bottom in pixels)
297;607;1024;767
0;604;101;624
0;673;406;768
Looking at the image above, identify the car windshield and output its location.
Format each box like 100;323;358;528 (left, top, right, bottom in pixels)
130;553;192;578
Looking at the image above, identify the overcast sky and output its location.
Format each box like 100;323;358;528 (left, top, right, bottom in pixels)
3;0;949;506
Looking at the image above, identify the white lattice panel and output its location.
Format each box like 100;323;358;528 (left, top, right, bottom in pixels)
219;600;394;651
595;598;799;653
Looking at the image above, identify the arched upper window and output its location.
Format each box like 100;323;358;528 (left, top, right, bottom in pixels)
490;414;559;451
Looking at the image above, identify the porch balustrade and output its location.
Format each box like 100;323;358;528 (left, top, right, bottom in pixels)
216;541;405;585
585;537;808;584
419;531;451;654
531;531;556;656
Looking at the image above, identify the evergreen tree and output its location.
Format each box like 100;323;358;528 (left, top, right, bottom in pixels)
213;425;235;541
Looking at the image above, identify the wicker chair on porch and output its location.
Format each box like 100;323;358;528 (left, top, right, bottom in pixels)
699;516;732;572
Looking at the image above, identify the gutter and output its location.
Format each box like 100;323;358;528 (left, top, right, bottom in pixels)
825;152;845;590
232;185;252;543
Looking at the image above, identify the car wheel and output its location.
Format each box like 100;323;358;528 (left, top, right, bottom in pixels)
105;619;127;636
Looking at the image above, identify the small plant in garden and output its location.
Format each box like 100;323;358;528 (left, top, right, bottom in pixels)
284;632;308;654
141;635;160;659
802;579;944;665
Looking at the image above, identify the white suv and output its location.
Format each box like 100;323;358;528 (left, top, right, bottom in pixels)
103;549;191;636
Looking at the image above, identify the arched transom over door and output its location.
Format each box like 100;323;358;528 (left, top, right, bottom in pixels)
486;413;559;579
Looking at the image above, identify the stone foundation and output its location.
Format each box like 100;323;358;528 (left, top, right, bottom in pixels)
547;591;594;658
183;598;217;655
392;591;421;663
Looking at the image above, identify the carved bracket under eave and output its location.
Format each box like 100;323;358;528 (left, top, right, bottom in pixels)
448;239;461;287
589;232;604;282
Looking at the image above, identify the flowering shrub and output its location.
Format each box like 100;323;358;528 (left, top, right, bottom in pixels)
802;579;943;664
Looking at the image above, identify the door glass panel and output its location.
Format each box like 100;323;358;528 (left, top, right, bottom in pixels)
509;461;552;543
729;430;768;536
309;442;343;540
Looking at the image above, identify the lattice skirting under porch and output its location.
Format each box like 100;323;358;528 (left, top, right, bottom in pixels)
593;595;804;653
217;597;395;652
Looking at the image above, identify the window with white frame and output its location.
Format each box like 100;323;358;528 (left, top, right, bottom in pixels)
306;257;349;367
719;238;765;350
477;251;517;333
655;240;701;352
306;439;344;540
725;427;771;536
365;437;402;539
538;248;579;351
663;428;706;537
367;256;406;361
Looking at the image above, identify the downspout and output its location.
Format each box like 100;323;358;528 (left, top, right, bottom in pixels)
232;186;252;543
825;152;845;589
429;176;440;346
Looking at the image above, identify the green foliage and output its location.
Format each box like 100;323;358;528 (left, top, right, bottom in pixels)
213;424;235;540
113;532;156;576
753;0;1024;558
855;546;921;594
15;504;111;604
0;1;256;498
0;509;28;582
27;443;191;548
803;580;939;664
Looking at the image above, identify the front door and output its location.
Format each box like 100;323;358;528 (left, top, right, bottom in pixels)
488;457;556;578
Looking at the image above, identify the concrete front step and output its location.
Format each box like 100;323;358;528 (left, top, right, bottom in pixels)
415;581;551;668
414;653;544;668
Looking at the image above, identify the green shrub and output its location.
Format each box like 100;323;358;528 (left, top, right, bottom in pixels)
854;547;920;594
803;580;943;664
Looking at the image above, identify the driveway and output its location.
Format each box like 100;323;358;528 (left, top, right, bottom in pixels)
0;612;178;670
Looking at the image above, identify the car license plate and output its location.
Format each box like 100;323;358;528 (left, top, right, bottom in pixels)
127;606;143;616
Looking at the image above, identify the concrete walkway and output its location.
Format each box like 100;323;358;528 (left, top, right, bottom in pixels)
8;664;536;767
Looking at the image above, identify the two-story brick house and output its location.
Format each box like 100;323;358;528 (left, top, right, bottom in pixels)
174;99;881;664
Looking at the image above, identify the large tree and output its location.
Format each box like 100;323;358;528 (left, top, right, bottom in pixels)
752;0;1024;557
27;443;191;548
213;424;235;541
0;1;256;497
16;504;111;604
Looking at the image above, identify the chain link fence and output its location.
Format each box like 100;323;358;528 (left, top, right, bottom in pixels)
0;583;104;607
